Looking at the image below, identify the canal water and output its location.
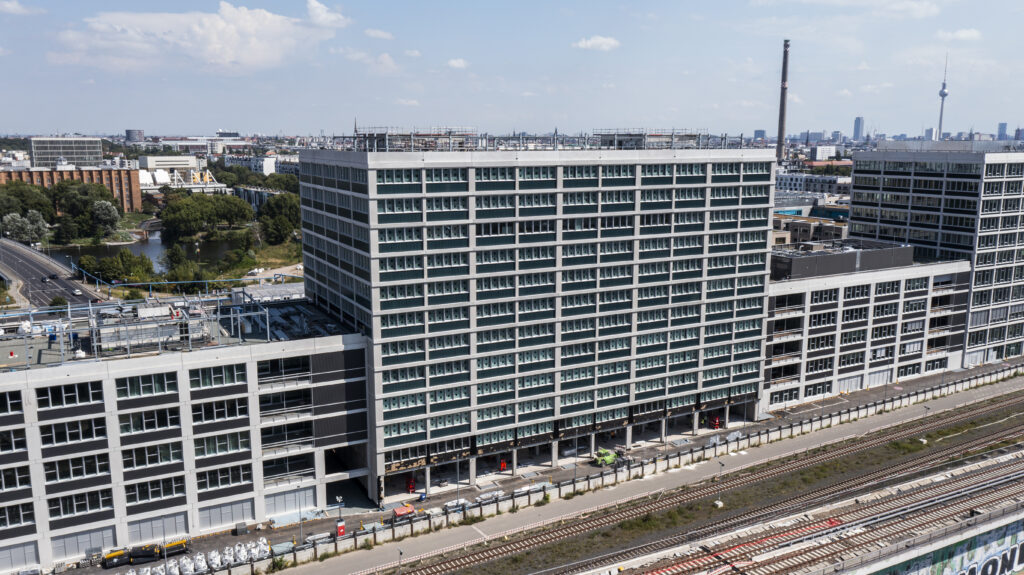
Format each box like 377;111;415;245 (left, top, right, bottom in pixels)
51;231;238;274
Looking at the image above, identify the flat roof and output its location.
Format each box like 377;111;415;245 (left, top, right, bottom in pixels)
0;290;349;372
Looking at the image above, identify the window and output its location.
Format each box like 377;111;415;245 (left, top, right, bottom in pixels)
0;391;21;415
809;312;837;327
37;381;103;409
475;167;515;181
900;341;923;355
839;351;864;367
425;168;467;182
0;428;25;454
118;408;181;434
519;166;556;180
0;503;34;528
39;418;105;446
844;285;870;300
192;399;248;424
190;364;247;389
843;307;868;322
126;476;186;504
871;346;894;361
902;320;925;334
123;442;185;469
48;489;113;518
806;358;834;373
811;289;838;304
44;454;110;483
904;299;927;313
0;466;30;492
563;166;599;179
116;372;178;399
196;465;253;491
602;165;635;178
874;303;898;318
808;335;835;351
873;324;897;339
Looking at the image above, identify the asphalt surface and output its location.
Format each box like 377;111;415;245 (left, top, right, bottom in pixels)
0;238;99;307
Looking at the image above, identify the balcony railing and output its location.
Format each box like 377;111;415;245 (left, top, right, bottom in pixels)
263;469;316;489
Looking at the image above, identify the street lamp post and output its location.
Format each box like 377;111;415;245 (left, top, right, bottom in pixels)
573;434;578;484
335;496;344;521
397;548;404;574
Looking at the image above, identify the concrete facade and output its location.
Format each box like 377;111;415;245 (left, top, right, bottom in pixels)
29;138;102;169
298;148;776;502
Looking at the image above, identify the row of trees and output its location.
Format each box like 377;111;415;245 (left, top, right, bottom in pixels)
0;180;122;243
210;160;299;193
258;193;300;245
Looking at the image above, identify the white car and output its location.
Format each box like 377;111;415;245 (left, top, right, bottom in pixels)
475;490;505;503
71;289;83;296
443;498;470;510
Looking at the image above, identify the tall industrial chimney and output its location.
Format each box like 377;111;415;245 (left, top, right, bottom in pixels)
775;39;790;165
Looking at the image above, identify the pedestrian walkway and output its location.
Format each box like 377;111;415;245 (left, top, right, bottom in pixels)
290;364;1024;575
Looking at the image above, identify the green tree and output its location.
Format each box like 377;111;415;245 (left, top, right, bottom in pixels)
54;215;80;245
162;244;188;269
265;173;299;193
92;200;120;236
2;211;47;243
77;254;98;277
49;296;68;307
217;171;239;188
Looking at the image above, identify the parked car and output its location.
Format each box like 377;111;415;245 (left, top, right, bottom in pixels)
443;498;470;511
475;490;505;503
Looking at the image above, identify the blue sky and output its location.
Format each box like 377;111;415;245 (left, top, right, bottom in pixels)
0;0;1016;137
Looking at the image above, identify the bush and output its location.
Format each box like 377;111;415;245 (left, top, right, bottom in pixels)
534;493;550;506
360;539;374;551
49;296;68;307
267;557;289;573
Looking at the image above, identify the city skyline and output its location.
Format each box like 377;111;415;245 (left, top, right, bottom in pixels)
0;0;1018;137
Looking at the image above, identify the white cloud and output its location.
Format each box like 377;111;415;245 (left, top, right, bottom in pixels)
306;0;350;28
49;2;345;73
572;35;620;51
856;61;871;71
447;58;468;69
332;47;398;75
749;0;940;19
601;82;616;89
0;46;9;56
936;28;981;41
404;49;421;57
0;1;40;15
787;92;804;104
364;28;393;40
837;88;853;97
860;82;894;94
396;98;419;107
521;91;536;97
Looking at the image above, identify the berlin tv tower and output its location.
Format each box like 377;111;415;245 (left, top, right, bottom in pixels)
937;54;949;140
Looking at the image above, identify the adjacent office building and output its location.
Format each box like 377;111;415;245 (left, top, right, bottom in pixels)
29;137;103;169
849;141;1024;366
0;167;143;213
765;240;969;407
299;143;776;501
0;294;370;572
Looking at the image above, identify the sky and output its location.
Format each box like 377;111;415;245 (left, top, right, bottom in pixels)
0;0;1019;138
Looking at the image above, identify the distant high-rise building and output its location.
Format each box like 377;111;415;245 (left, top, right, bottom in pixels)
998;122;1008;141
753;129;767;140
853;117;864;141
29;136;103;168
831;130;842;142
924;128;935;141
1016;128;1023;141
125;129;145;143
216;130;241;138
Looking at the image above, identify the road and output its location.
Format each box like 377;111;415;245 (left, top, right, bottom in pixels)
0;238;99;307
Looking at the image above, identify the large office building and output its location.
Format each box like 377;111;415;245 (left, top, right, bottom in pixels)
848;141;1024;366
29;137;103;169
765;240;969;407
299;142;777;500
0;293;370;572
853;117;865;142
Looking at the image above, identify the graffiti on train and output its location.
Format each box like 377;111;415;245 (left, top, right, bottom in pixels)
873;519;1024;575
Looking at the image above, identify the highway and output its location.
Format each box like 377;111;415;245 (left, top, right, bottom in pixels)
0;238;99;307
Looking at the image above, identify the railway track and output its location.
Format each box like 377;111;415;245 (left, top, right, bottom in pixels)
647;454;1024;574
403;391;1024;575
558;420;1024;575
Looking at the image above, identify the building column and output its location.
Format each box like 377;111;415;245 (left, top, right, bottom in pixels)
692;413;699;436
660;418;667;444
551;440;559;467
468;457;477;486
589;434;596;455
724;404;731;428
511;449;518;475
424;466;431;496
625;425;633;448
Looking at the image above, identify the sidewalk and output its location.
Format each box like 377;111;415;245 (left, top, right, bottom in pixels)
290;363;1024;575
